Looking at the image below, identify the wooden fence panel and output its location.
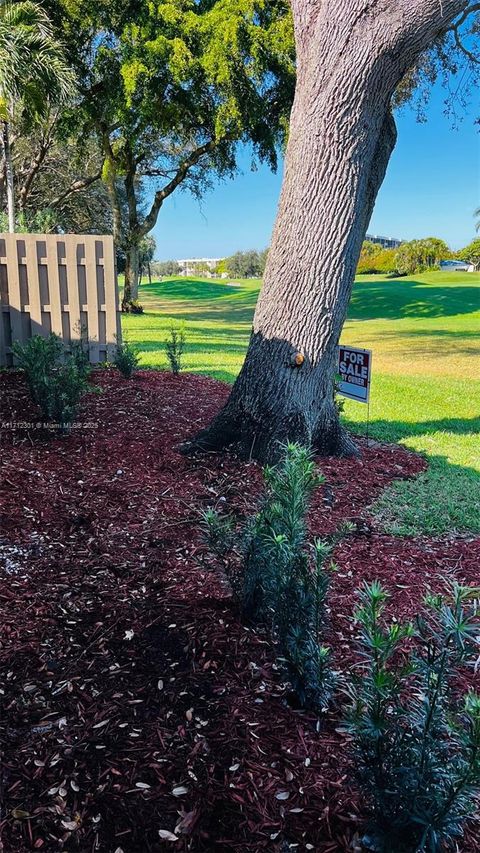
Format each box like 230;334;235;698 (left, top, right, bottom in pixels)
0;233;121;366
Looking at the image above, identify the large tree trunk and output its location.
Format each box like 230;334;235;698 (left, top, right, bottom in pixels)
3;122;15;233
122;243;140;310
187;0;468;464
121;153;142;311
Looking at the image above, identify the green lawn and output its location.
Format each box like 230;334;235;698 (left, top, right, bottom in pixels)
123;271;480;536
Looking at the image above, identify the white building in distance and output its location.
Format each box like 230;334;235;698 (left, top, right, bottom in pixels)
177;258;223;276
365;233;402;249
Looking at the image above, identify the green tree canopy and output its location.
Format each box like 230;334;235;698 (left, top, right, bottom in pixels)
395;237;451;275
50;0;294;307
458;237;480;269
153;259;181;277
225;248;268;278
0;0;75;231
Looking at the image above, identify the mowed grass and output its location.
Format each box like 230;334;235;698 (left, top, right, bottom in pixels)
123;271;480;536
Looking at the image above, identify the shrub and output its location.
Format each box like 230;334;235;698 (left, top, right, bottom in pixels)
70;337;92;381
44;360;91;427
357;248;399;275
165;324;186;373
12;333;63;410
114;339;140;378
200;507;235;559
345;581;480;853
201;443;335;711
12;333;92;430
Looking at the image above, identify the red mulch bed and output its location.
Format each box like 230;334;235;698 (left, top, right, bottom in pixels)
0;370;478;853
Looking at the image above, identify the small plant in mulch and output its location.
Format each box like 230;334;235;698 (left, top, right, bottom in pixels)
200;506;235;557
334;371;345;415
165;324;186;373
69;335;92;380
201;442;336;712
12;333;93;431
345;580;480;853
114;339;140;379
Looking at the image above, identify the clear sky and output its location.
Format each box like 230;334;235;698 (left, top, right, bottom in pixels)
153;80;479;260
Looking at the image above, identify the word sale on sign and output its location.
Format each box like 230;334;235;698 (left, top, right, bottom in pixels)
337;345;372;403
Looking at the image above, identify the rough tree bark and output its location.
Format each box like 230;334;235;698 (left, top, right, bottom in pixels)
123;241;140;307
187;0;470;464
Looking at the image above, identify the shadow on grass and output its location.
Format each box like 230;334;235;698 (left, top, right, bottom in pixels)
342;413;479;534
137;276;480;325
349;279;480;321
344;415;480;441
369;450;480;535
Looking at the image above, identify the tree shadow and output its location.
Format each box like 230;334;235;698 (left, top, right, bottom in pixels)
348;278;480;320
343;413;479;440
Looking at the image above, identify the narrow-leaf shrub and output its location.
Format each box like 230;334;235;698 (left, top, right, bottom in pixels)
346;581;480;853
201;443;335;711
165;325;186;373
200;507;235;559
12;333;92;430
114;339;140;378
70;337;92;381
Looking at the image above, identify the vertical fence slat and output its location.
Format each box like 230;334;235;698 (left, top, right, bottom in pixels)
103;235;118;359
84;237;99;362
4;234;24;349
45;235;63;337
64;236;81;342
0;297;6;366
0;234;119;366
24;235;44;337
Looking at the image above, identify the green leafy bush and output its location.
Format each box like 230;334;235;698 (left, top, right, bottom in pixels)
12;333;92;430
346;581;480;853
357;248;398;274
201;443;335;711
114;339;140;378
165;324;186;373
12;333;63;409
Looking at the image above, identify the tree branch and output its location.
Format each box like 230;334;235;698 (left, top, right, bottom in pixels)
449;3;480;62
139;139;216;237
450;2;480;29
49;169;102;209
18;116;58;211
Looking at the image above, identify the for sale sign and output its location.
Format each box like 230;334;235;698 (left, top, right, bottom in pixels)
337;345;372;403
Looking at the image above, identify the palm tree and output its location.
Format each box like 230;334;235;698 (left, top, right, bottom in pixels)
0;1;75;232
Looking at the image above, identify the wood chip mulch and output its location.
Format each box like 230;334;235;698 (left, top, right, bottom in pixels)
0;370;478;852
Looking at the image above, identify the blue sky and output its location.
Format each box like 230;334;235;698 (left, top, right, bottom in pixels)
153;81;479;260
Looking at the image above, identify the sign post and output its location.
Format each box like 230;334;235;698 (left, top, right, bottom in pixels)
336;345;372;443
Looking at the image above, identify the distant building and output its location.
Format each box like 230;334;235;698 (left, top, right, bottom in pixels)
177;258;223;276
366;233;402;249
440;260;475;273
